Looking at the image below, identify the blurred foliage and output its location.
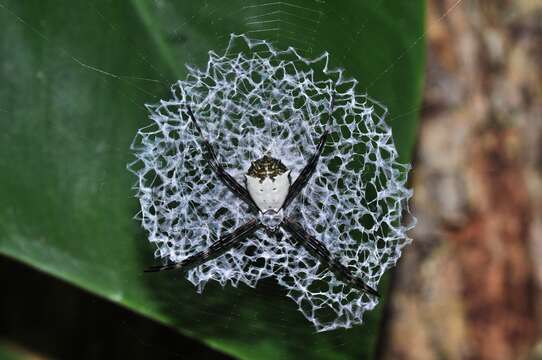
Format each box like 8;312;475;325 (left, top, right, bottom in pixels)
0;0;424;359
0;342;28;360
0;256;232;360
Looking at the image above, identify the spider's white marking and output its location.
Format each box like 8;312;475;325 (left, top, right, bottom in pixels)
245;170;290;212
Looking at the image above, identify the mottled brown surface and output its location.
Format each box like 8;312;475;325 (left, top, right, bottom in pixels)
380;0;542;359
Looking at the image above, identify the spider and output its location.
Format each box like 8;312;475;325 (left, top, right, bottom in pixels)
145;102;380;297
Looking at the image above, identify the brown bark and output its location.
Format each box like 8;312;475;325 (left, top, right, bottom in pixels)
381;1;542;359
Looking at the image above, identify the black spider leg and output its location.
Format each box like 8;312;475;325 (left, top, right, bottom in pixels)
281;94;335;210
145;219;262;272
281;217;380;297
186;105;259;213
281;127;330;210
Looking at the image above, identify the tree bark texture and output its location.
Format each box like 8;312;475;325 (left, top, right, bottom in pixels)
381;1;542;359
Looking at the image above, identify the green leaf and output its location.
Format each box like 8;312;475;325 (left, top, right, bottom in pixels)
0;342;32;360
0;1;424;359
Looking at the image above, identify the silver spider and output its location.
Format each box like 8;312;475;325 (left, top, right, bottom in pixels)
145;102;380;297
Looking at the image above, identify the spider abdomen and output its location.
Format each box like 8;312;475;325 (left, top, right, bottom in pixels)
245;155;290;212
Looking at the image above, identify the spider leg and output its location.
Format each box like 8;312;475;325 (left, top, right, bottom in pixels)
186;105;259;213
281;128;330;210
145;218;262;272
281;217;380;297
281;94;335;210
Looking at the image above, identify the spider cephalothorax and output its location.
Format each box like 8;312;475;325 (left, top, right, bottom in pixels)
145;102;380;298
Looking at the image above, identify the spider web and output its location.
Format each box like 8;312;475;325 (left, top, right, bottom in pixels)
128;34;414;331
0;0;463;356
